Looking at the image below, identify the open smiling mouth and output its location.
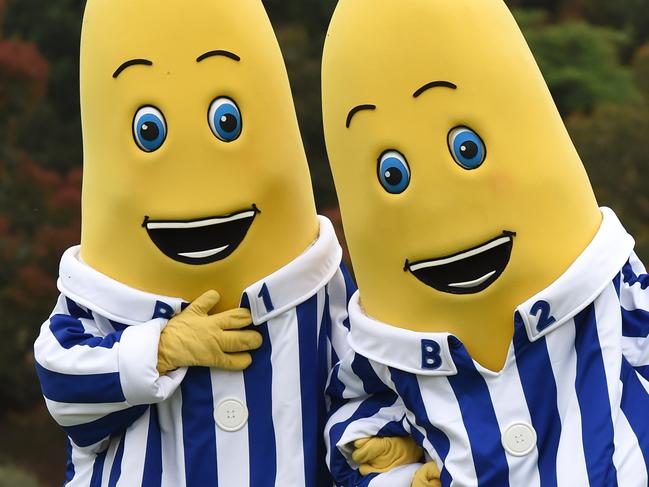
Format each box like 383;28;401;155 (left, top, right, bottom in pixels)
404;231;516;295
142;205;260;265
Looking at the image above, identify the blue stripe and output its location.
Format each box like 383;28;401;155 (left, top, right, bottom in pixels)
244;323;277;485
141;406;162;487
64;405;147;448
621;307;649;338
90;449;107;487
325;363;348;428
341;263;357;330
109;320;129;332
108;435;125;487
407;417;427;448
317;293;335;486
36;362;125;404
390;368;453;487
447;340;509;487
513;313;561;487
50;314;123;350
377;416;410;437
297;294;321;487
181;367;218;486
574;304;618;486
66;298;94;320
622;261;649;289
64;438;75;485
620;358;649;473
613;273;622;298
352;354;386;395
328;391;398;486
635;365;649;381
322;286;339;369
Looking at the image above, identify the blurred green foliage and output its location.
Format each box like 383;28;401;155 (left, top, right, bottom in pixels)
516;9;639;115
0;464;43;487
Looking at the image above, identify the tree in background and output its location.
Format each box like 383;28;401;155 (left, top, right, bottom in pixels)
0;0;81;414
515;9;639;115
567;47;649;258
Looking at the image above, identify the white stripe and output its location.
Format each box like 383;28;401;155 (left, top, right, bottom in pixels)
614;404;649;486
481;354;541;487
101;435;121;486
44;398;132;427
211;369;249;487
115;410;149;487
327;268;352;363
595;285;625;404
159;390;186;487
620;280;649;314
544;318;590;485
66;443;95;487
622;336;649;366
417;375;479;487
367;463;423;487
324;395;364;466
267;310;306;487
145;211;255;230
34;322;121;375
408;236;511;271
629;252;647;275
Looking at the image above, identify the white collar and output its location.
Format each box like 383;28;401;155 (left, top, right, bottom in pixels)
242;216;342;325
58;216;341;326
348;207;635;376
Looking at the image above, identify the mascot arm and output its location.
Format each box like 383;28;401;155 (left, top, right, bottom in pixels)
34;298;186;448
620;252;649;378
326;352;425;487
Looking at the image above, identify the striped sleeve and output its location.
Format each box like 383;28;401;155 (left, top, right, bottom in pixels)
33;295;186;447
325;351;422;487
619;253;649;379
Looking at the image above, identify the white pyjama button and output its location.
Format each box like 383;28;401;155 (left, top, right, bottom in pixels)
502;422;537;456
215;398;248;432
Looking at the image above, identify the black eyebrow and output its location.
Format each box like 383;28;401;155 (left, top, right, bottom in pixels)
413;81;457;98
346;104;376;128
113;59;153;79
196;50;241;63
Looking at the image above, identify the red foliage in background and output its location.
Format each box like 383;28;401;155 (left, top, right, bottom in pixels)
0;0;81;414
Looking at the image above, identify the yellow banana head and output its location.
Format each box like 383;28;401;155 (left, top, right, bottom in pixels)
79;0;318;308
322;0;601;369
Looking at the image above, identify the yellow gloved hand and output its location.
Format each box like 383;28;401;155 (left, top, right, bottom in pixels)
157;290;262;375
352;436;424;476
411;462;442;487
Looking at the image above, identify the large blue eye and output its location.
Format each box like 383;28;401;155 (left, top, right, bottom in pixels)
448;127;486;170
378;150;411;194
133;106;167;153
209;97;242;142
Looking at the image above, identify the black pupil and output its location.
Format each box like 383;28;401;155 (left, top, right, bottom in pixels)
220;114;238;133
460;140;478;159
385;167;403;186
140;122;159;142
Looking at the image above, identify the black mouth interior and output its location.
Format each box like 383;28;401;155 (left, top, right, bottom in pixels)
143;206;259;265
406;231;515;295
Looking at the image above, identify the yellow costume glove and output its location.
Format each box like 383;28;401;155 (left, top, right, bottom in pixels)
411;462;442;487
352;436;424;476
157;290;262;375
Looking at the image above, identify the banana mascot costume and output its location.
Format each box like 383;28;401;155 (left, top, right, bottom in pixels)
34;0;370;485
323;0;649;486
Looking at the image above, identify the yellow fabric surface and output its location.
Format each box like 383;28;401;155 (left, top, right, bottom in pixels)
352;436;423;476
411;462;442;487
